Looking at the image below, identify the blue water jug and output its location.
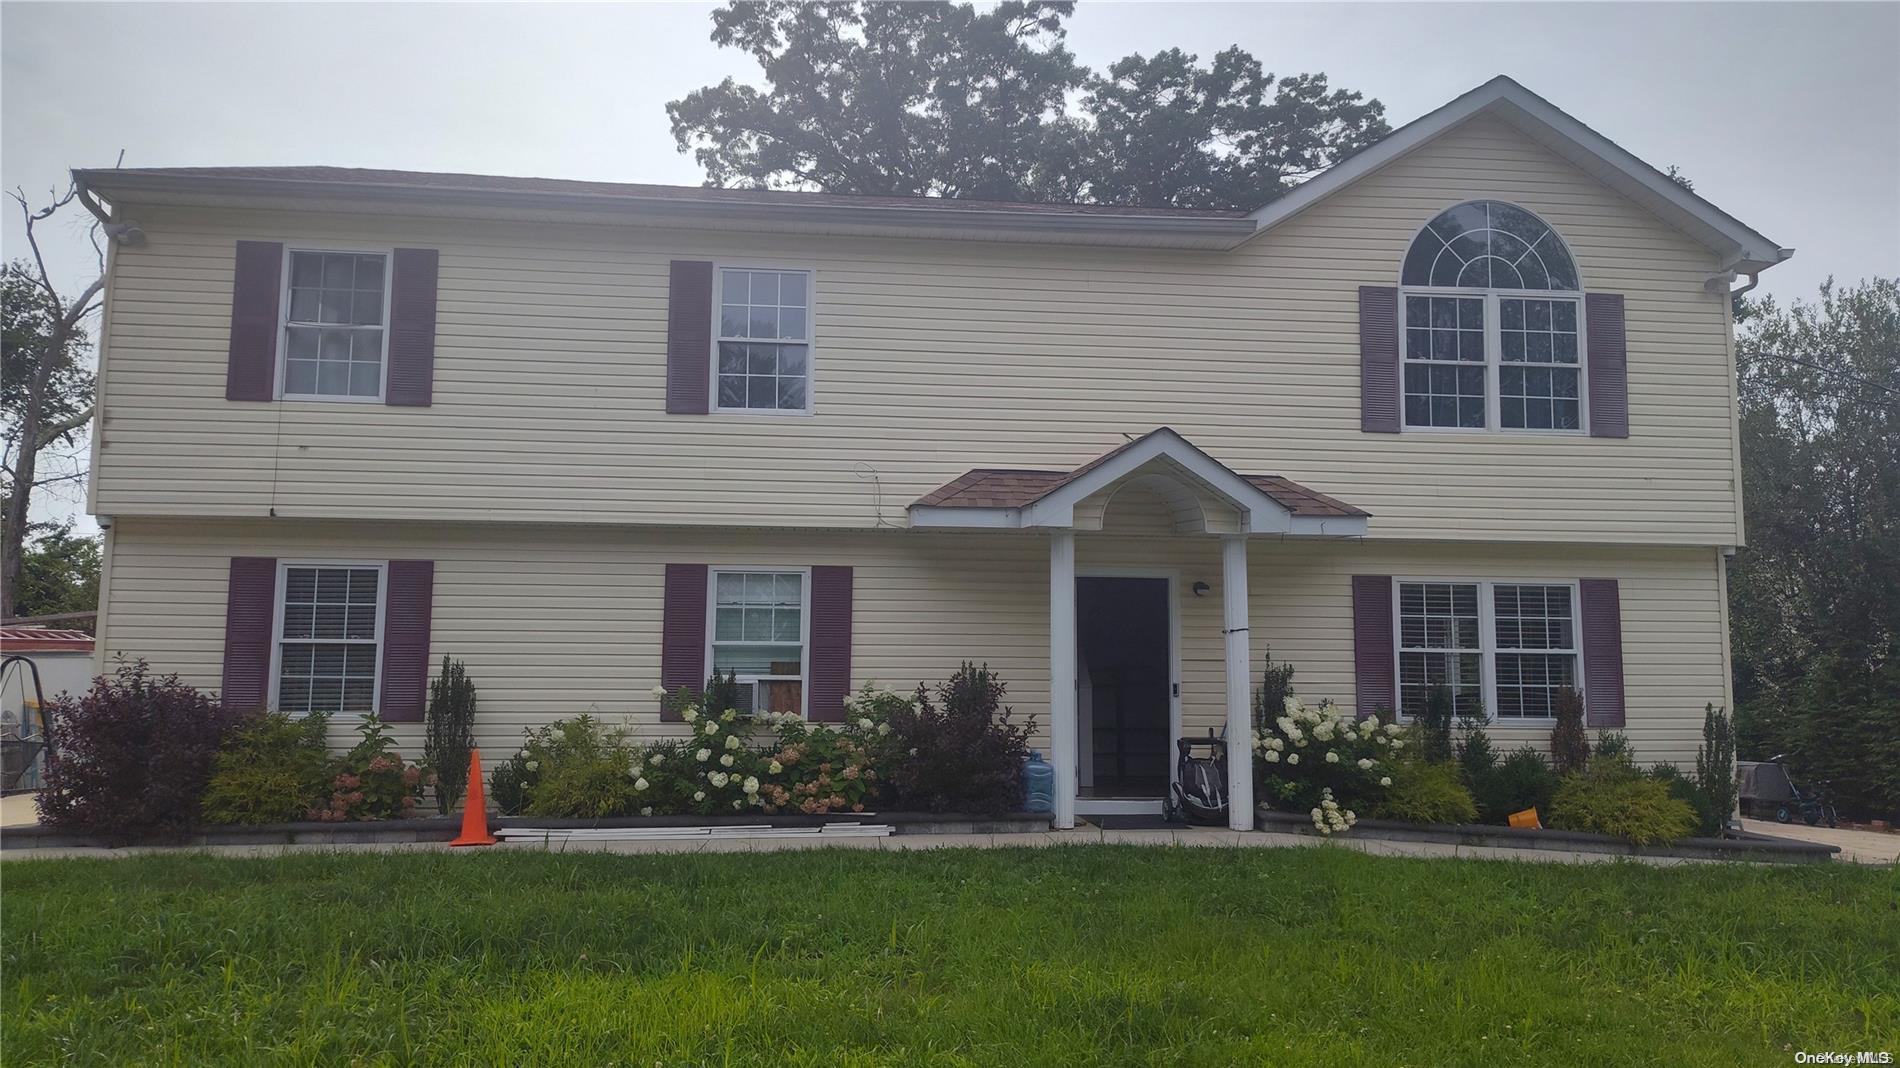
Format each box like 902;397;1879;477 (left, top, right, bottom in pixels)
1023;751;1055;813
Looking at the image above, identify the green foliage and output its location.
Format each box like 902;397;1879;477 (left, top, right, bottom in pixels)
1694;704;1739;834
512;715;643;819
1250;646;1296;727
1254;699;1403;816
666;2;1387;209
7;848;1897;1065
10;522;99;624
313;715;425;822
1413;684;1455;764
1455;705;1496;787
423;656;478;814
1370;760;1478;825
702;670;743;716
1592;731;1636;773
2;260;94;450
1548;770;1698;844
1473;746;1561;825
1648;763;1723;838
1729;278;1900;820
1549;687;1590;775
201;712;333;825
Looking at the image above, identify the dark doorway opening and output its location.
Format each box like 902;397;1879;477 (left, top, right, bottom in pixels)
1076;576;1171;798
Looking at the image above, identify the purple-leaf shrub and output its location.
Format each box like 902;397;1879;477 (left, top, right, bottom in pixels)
36;658;239;838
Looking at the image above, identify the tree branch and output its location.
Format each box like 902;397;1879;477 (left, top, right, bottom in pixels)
33;405;95;450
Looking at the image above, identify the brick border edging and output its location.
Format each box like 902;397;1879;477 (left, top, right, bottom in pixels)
1255;807;1839;863
0;811;1053;851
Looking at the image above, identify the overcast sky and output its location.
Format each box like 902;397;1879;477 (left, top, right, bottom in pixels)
4;1;1897;532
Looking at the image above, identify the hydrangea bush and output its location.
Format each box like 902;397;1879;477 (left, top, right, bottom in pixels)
1253;696;1403;832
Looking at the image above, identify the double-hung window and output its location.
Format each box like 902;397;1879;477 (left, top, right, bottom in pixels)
716;267;812;413
1396;579;1580;721
282;249;390;400
708;569;807;714
273;563;384;715
1399;201;1585;432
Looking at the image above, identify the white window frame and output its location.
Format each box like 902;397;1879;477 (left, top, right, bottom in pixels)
268;559;388;718
710;262;816;417
1399;288;1590;434
704;565;811;718
276;243;395;404
1392;577;1583;724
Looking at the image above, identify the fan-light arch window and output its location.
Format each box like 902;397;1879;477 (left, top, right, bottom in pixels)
1400;201;1586;432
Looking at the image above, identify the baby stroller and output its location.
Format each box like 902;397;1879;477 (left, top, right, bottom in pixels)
1164;729;1228;825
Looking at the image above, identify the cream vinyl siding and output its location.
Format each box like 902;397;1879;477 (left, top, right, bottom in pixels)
91;116;1738;545
98;516;1723;768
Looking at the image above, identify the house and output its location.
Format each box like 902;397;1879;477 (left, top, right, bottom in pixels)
73;77;1788;830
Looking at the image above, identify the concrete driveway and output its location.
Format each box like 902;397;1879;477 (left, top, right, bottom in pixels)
1742;818;1899;865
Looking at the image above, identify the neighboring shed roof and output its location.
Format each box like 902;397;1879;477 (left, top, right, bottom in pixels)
0;628;95;654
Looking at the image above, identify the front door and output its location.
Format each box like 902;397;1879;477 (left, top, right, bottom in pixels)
1075;577;1172;799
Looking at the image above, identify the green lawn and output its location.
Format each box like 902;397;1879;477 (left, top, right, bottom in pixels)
4;845;1895;1066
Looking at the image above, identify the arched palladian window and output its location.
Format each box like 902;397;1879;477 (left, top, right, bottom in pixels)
1399;201;1585;431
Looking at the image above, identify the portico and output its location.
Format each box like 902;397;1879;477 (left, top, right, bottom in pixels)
910;428;1370;829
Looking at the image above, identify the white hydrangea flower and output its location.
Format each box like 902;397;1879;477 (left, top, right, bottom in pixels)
1390;738;1405;751
635;777;649;791
709;771;729;787
695;748;711;762
1325;750;1340;764
682;708;699;723
692;790;706;802
768;760;783;774
724;734;740;750
1263;749;1280;763
702;721;719;736
1283;695;1300;715
732;799;743;810
640;806;653;816
1380;776;1393;787
650;752;664;765
742;776;760;795
858;718;875;730
1358;758;1374;770
1385;722;1402;735
524;760;539;772
720;753;735;767
649;685;668;699
1275;716;1294;734
877;722;891;736
1286;753;1299;765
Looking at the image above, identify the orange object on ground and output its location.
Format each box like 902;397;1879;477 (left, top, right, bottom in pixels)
1508;808;1542;829
448;749;498;847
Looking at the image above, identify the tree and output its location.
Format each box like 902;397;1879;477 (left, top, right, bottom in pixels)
1728;277;1899;818
11;521;100;625
668;1;1388;209
2;185;106;620
423;656;478;814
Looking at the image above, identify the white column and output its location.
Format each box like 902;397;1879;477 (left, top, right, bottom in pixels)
1222;534;1255;831
1049;530;1078;829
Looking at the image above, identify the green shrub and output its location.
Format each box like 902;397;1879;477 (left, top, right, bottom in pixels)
1254;698;1405;817
1370;760;1478;825
1549;687;1590;774
1694;703;1738;835
1415;685;1456;763
423;656;477;814
1250;647;1296;729
1648;763;1724;837
512;715;642;819
1456;708;1496;788
1592;730;1636;771
489;753;532;816
201;711;334;825
316;715;425;821
1474;746;1560;824
879;664;1034;816
1547;771;1698;844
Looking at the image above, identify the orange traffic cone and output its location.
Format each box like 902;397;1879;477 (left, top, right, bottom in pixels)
449;749;498;847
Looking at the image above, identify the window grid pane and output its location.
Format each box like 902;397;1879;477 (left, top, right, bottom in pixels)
1398;582;1483;717
278;565;380;715
1402;295;1486;428
1500;297;1582;430
717;269;811;412
711;572;806;701
285;251;386;398
1492;584;1578;718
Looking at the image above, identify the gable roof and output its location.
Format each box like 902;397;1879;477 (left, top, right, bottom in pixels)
1246;76;1791;274
71;77;1788;269
910;428;1369;536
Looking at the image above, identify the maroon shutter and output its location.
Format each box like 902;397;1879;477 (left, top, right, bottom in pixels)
386;248;439;407
1586;293;1629;438
226;241;283;401
1359;286;1401;433
379;560;435;722
808;566;853;723
1579;578;1626;727
666;260;714;415
1351;575;1396;717
659;563;709;721
221;557;278;713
